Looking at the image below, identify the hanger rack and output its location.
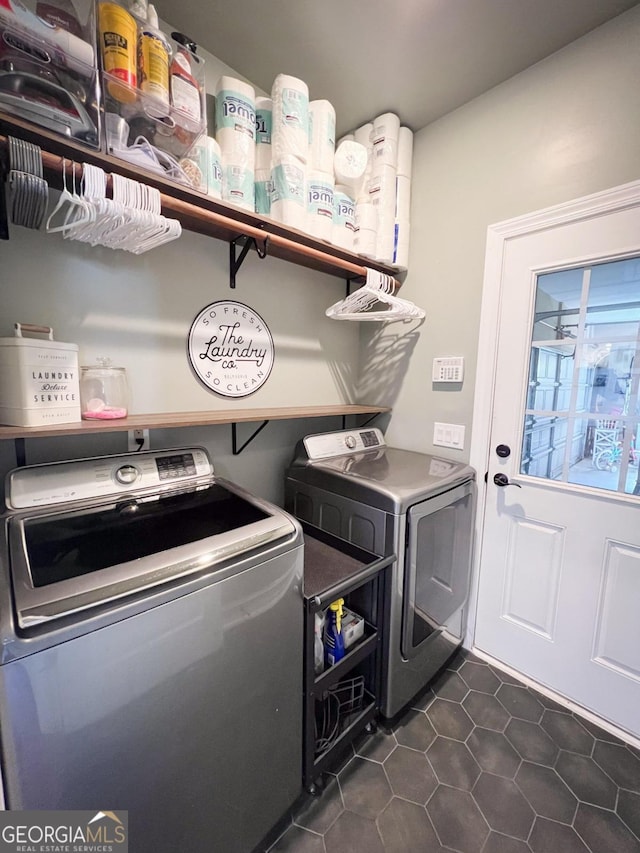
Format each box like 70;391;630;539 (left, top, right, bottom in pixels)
0;118;404;290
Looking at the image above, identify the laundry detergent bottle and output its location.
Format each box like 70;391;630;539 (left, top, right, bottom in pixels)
325;598;345;666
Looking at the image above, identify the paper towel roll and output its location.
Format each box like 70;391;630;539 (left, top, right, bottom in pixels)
395;175;411;221
272;73;309;164
309;99;336;174
255;96;273;172
372;111;400;173
215;76;256;209
307;171;334;242
337;133;354;147
334;141;367;195
206;137;222;200
255;168;272;216
354;123;372;148
271;156;307;229
368;164;397;221
222;164;255;210
333;185;356;252
394;220;410;268
354;200;376;258
397;126;413;178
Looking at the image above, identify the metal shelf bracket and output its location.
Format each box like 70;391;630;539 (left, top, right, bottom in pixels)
341;412;381;431
231;420;270;455
229;235;269;289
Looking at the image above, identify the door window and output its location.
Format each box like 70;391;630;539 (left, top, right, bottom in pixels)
521;257;640;496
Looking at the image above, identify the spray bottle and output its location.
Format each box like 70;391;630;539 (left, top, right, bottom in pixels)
324;598;345;667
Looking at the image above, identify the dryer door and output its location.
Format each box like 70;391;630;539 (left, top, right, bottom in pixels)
401;480;475;659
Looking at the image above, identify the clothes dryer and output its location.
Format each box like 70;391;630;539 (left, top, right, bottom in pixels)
286;428;475;718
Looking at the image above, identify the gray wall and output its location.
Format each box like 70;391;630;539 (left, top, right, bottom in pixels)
368;5;640;461
0;45;360;506
2;8;640;506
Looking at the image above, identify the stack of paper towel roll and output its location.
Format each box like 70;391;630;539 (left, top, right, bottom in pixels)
270;74;309;229
395;126;413;268
214;76;256;211
307;99;336;241
255;97;273;215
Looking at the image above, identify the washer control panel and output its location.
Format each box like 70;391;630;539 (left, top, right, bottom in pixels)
303;428;385;460
7;447;212;510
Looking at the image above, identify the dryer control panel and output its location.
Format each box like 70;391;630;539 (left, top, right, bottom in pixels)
303;428;385;460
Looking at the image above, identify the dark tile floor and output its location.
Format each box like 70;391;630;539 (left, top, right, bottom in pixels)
266;650;640;853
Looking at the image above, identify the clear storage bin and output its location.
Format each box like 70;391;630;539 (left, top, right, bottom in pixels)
80;358;129;420
0;0;100;147
101;25;206;182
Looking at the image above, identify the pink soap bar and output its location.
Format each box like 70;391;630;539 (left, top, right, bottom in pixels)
82;408;128;419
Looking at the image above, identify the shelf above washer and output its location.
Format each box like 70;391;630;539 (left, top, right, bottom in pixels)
0;404;391;441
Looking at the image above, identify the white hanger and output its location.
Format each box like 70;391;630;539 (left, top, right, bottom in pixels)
326;269;425;321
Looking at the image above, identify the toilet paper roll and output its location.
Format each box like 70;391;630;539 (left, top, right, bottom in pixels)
372;111;400;173
255;168;272;216
332;185;356;252
397;126;413;178
272;73;309;164
309;99;336;174
334;140;367;195
271;156;307;229
307;171;334;242
395;175;411;221
206;137;222;200
255;96;273;172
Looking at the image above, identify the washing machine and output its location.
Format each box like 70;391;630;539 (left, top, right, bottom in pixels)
285;427;476;719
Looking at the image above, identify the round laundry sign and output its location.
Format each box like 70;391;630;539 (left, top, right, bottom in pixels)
188;301;274;398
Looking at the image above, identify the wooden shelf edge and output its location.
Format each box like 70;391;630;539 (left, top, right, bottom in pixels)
0;114;408;285
0;404;391;440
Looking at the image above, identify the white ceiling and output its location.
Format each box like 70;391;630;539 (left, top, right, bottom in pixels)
154;0;639;135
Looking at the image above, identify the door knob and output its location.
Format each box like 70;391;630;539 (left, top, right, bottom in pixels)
493;473;522;488
496;444;511;458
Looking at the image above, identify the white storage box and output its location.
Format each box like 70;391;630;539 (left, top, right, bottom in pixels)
0;324;81;427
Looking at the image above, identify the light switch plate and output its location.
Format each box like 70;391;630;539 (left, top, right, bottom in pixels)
433;422;465;449
432;357;464;383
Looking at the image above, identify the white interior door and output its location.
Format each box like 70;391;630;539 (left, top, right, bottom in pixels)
473;184;640;739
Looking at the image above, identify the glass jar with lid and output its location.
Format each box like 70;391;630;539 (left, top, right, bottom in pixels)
80;357;129;419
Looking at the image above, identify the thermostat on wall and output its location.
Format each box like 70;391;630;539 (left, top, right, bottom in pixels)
432;357;464;383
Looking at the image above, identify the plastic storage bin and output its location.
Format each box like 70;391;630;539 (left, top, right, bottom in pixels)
100;13;207;184
0;0;100;147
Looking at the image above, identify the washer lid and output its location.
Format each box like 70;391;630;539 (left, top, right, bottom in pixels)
290;446;475;512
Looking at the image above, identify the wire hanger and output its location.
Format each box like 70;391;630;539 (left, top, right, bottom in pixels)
325;269;425;321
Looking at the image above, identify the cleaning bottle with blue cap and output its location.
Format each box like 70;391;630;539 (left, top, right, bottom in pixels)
324;598;345;666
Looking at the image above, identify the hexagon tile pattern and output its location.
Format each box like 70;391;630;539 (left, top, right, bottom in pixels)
267;651;640;853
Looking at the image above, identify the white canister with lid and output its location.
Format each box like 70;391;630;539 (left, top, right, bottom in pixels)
80;358;129;419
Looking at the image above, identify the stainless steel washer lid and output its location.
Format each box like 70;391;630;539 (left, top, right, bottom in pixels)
289;445;475;512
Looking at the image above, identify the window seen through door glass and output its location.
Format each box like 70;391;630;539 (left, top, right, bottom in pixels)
521;258;640;496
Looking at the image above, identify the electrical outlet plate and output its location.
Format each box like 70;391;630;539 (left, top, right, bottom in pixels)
433;422;465;449
128;429;150;452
